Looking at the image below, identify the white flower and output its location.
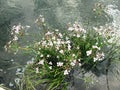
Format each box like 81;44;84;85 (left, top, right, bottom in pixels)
78;59;81;61
66;37;69;40
66;40;71;44
79;63;82;66
57;56;59;58
70;60;76;66
56;46;60;50
15;29;20;34
36;67;39;73
56;40;61;45
55;29;59;32
68;27;74;31
49;66;52;70
52;36;56;40
72;54;75;57
74;27;79;32
38;60;44;65
47;55;50;57
45;31;52;36
93;57;98;62
8;41;12;44
82;28;86;33
77;46;80;49
59;50;64;54
94;52;105;62
42;41;46;46
68;44;71;50
58;33;63;37
92;45;100;50
37;42;41;45
57;62;63;67
83;35;86;39
86;50;92;56
35;15;45;23
97;52;104;59
13;24;22;34
49;62;52;65
27;60;34;65
77;34;80;38
41;17;45;22
49;41;53;46
61;41;65;44
73;22;81;32
38;48;41;50
64;70;69;75
71;62;76;66
13;35;18;41
40;54;43;57
53;41;56;44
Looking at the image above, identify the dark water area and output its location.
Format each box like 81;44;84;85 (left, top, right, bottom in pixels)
0;0;120;90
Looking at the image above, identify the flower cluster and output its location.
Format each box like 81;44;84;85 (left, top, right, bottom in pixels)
24;22;115;89
35;15;45;27
93;24;119;44
4;24;30;53
4;24;23;52
67;22;108;70
5;18;119;90
34;30;81;76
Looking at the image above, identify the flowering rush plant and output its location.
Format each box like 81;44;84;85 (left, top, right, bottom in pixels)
5;16;120;90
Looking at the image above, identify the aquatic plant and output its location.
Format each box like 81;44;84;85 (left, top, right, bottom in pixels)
5;15;120;90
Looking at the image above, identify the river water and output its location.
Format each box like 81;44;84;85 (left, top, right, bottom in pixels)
0;0;120;90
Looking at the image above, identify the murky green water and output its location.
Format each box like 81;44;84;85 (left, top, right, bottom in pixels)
0;0;120;90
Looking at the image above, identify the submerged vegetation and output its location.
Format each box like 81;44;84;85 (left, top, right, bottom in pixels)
4;14;120;90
